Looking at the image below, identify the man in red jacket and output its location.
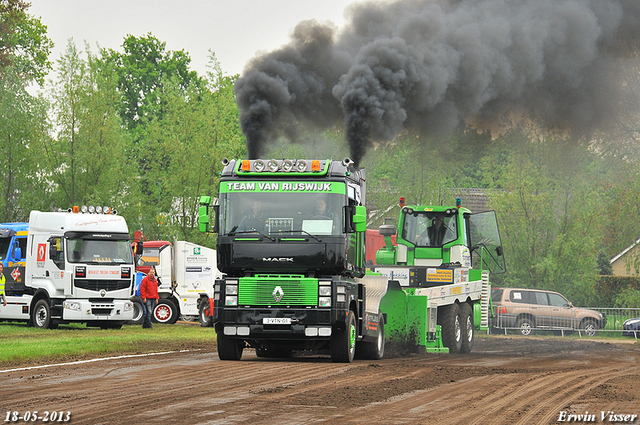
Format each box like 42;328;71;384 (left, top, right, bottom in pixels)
140;267;160;329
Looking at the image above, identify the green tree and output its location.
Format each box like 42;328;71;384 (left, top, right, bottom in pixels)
100;33;202;131
0;0;52;84
44;40;133;210
485;126;604;305
0;65;49;221
132;53;245;245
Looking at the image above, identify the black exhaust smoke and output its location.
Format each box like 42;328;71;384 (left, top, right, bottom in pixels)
235;0;640;165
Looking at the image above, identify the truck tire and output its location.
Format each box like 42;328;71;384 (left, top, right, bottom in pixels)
440;303;463;354
217;332;244;360
330;310;357;363
356;312;385;360
460;303;474;354
199;298;213;327
129;300;144;325
32;299;52;329
153;299;178;324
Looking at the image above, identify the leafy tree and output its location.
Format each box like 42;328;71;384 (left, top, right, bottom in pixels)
44;40;134;210
484;125;604;305
131;53;245;245
597;251;613;275
100;33;202;131
0;0;52;84
0;65;49;221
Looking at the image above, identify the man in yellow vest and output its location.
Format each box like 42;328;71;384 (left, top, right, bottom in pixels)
0;263;6;307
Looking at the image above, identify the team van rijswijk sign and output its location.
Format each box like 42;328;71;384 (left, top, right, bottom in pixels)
222;181;342;193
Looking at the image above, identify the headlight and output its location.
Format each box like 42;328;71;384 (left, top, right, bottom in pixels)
267;159;279;172
337;294;347;303
124;301;134;311
319;286;332;296
64;301;81;311
254;160;265;172
226;285;238;295
225;296;238;306
296;160;308;172
318;297;331;307
336;285;346;294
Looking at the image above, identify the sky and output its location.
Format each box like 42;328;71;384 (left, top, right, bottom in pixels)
28;0;364;77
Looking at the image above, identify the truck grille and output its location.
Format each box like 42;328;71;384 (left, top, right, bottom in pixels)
238;275;318;306
74;280;130;291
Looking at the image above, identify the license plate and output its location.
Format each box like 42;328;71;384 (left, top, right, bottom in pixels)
263;317;291;325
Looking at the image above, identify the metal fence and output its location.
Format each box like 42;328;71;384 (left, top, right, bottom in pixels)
491;307;640;338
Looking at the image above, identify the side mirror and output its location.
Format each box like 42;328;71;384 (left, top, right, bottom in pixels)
198;196;219;234
378;225;397;237
13;243;22;260
353;205;366;232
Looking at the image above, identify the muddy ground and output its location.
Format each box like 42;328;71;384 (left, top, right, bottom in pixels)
1;333;639;425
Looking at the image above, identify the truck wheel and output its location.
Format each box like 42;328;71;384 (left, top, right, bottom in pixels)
581;319;599;337
217;332;244;360
516;317;534;336
129;300;144;325
460;303;474;354
440;303;463;354
153;299;178;324
330;310;357;363
199;299;213;327
32;299;52;329
357;312;385;360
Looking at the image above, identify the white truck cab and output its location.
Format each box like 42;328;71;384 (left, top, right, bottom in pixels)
1;208;135;329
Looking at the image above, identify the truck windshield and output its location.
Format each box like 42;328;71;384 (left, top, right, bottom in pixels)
220;192;344;236
0;238;10;260
66;238;133;264
402;212;458;247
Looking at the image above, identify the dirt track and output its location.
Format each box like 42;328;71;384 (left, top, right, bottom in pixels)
1;334;639;425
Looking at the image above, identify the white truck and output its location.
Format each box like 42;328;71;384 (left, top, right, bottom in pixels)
132;240;219;326
0;207;136;329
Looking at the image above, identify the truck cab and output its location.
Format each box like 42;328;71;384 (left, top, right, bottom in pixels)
1;208;136;328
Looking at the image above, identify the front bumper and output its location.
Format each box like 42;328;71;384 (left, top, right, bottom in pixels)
218;306;346;342
62;300;134;321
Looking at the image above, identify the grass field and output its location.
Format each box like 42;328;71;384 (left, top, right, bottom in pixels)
0;321;216;369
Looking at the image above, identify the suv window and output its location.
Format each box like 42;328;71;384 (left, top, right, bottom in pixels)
548;293;569;307
534;292;549;305
510;290;533;304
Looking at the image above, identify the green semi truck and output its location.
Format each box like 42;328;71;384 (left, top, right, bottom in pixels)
199;158;388;362
198;158;505;361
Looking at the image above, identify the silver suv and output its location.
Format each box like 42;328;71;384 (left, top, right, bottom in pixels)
492;287;606;336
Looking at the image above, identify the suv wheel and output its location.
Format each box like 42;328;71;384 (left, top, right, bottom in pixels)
516;317;534;336
581;319;599;337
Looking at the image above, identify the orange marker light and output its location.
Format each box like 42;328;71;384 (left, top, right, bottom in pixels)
73;206;79;213
241;160;250;171
311;160;321;172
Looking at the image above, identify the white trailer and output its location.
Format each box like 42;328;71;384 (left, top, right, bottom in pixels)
0;208;136;329
132;240;220;325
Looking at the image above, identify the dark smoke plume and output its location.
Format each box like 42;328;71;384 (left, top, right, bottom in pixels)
235;0;640;165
